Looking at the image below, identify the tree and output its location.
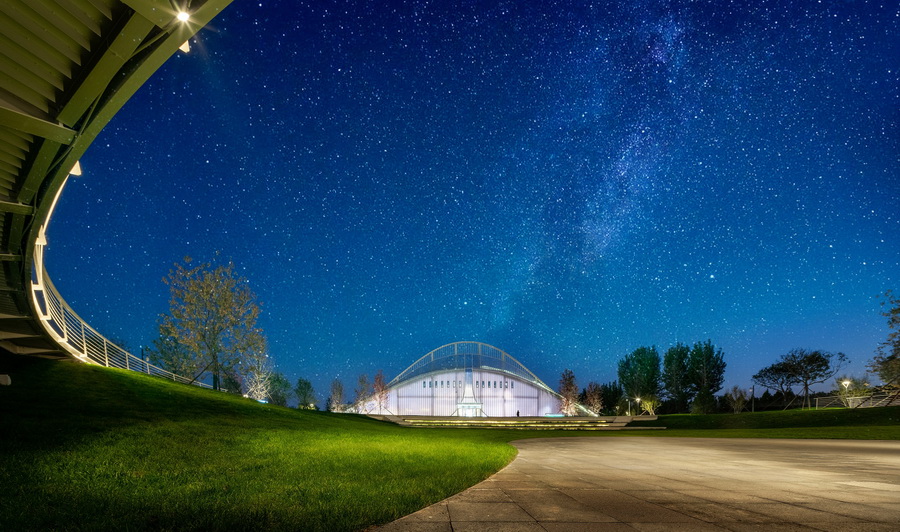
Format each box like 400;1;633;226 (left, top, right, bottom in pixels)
724;385;748;414
149;335;201;378
783;348;847;409
373;369;389;414
617;346;661;402
600;381;624;415
639;395;660;415
267;372;291;407
834;376;870;407
354;374;371;413
583;382;603;415
243;348;272;402
558;369;578;416
688;340;726;414
662;343;692;412
295;377;316;409
327;379;344;412
869;290;900;386
752;361;799;401
152;256;266;391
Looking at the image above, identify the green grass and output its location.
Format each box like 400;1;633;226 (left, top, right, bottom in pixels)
1;355;898;530
635;407;900;439
0;357;515;531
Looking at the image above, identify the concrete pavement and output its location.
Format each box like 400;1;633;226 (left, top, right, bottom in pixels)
377;437;900;531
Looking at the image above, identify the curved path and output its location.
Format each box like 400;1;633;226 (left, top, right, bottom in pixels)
379;437;900;531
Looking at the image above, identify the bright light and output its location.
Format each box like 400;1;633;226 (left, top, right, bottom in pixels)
842;380;851;389
176;11;190;22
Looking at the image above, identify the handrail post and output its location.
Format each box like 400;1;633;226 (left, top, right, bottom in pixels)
80;321;87;357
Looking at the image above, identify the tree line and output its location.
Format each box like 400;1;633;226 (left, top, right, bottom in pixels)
558;340;727;416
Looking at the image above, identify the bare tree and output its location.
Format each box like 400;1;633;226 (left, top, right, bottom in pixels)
558;369;578;416
724;385;748;414
328;379;344;412
354;374;371;413
373;369;389;414
583;381;603;415
243;348;272;402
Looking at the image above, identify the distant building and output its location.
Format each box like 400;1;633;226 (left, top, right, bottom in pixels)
363;341;590;417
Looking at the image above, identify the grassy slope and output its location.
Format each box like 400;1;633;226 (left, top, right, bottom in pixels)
2;355;898;530
0;356;515;531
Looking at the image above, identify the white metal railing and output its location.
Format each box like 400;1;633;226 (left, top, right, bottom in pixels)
29;233;214;390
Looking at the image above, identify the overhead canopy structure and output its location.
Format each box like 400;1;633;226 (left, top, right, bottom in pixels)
0;0;233;358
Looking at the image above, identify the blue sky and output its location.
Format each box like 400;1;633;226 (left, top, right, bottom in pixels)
46;0;898;401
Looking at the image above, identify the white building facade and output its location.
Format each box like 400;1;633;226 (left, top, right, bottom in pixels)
366;342;586;417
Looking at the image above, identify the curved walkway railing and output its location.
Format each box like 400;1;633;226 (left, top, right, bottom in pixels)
29;230;213;390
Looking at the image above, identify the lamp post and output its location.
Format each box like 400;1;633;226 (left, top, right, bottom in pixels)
841;379;852;408
635;397;641;416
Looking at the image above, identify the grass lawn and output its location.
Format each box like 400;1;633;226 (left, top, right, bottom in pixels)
2;354;897;530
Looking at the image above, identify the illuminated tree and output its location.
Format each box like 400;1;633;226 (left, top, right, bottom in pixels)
243;348;272;402
834;376;870;407
639;395;660;415
869;290;900;386
295;378;316;409
558;369;578;416
152;256;266;391
582;381;603;415
373;369;389;414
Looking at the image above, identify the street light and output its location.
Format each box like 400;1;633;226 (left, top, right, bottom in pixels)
635;397;641;416
842;380;851;390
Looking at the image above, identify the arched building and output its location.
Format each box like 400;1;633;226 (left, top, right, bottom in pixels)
366;342;589;417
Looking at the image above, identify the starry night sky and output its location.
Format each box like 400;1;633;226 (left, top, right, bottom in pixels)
45;0;898;401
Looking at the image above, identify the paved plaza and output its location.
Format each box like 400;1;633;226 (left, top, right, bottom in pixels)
378;437;900;531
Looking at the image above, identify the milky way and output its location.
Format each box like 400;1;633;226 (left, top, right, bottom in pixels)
45;0;899;401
